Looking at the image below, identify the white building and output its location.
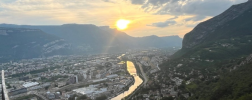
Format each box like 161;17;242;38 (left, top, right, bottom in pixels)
23;82;39;88
73;85;108;98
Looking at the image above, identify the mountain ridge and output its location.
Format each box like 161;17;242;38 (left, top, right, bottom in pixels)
183;0;252;49
160;1;252;99
0;23;182;53
0;24;182;62
0;27;72;62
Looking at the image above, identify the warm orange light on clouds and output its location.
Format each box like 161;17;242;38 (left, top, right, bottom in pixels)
0;0;247;38
116;19;130;30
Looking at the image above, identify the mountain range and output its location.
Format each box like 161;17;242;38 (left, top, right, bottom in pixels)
0;24;182;62
0;27;71;62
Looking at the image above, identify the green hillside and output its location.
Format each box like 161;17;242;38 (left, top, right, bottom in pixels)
160;4;252;100
173;8;252;60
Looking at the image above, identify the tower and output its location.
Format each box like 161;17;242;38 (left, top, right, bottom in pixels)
75;75;78;83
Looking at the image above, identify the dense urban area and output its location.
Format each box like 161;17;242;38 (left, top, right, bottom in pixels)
0;48;180;100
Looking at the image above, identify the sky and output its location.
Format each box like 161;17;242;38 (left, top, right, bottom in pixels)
0;0;248;37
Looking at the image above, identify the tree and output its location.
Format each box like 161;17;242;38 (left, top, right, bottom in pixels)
174;87;178;91
95;95;107;100
77;95;88;100
45;86;50;90
237;93;252;100
161;96;173;100
69;94;78;100
6;83;11;89
13;86;16;90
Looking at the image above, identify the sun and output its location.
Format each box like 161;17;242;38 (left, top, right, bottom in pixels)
116;19;130;30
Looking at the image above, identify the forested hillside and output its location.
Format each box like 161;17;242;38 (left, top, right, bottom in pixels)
158;1;252;100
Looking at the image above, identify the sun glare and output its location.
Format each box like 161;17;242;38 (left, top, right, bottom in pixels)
116;19;130;30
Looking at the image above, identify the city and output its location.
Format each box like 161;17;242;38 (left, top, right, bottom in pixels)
0;48;178;100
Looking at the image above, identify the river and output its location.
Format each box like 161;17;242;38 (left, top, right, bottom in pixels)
111;61;143;100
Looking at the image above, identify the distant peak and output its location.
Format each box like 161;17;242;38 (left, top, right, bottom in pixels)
142;35;158;38
61;24;96;27
99;26;110;29
161;35;180;37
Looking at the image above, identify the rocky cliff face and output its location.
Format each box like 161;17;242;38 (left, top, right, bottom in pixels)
183;0;252;49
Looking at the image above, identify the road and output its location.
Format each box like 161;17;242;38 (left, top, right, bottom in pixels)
137;62;148;86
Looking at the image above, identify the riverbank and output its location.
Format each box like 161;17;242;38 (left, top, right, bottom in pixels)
110;61;143;100
107;75;135;100
122;61;146;100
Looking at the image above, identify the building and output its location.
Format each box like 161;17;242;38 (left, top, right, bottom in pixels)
8;88;27;96
106;74;118;79
73;85;108;98
47;92;56;99
23;82;39;88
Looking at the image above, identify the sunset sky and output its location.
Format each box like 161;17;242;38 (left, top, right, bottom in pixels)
0;0;248;37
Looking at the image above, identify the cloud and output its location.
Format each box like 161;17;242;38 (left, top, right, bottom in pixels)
0;0;17;3
0;0;111;25
148;20;176;28
136;0;248;17
103;0;110;2
102;0;116;3
147;16;178;28
185;15;206;21
130;0;146;5
169;16;178;20
137;0;248;29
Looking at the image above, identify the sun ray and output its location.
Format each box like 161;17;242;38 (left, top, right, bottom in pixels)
116;19;130;30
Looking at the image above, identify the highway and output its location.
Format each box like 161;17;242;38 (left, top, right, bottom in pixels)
137;62;148;86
